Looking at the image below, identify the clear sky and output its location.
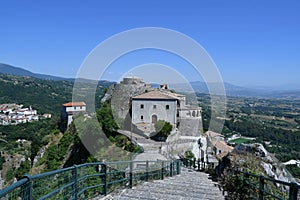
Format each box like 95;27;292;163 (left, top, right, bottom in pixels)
1;0;300;87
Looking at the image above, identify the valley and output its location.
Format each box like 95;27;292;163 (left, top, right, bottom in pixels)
0;70;300;188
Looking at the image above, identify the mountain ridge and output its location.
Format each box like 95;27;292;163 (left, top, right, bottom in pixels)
1;63;300;99
0;63;71;81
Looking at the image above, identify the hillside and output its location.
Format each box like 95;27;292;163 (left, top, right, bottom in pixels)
0;63;69;81
0;74;73;114
0;74;112;114
0;73;126;188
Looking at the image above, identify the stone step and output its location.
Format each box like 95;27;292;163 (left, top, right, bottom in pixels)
95;167;225;200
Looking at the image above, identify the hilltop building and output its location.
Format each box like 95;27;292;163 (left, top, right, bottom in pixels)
61;102;86;130
101;77;202;136
131;84;202;135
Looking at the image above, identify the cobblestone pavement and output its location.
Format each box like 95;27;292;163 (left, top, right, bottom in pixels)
94;167;225;200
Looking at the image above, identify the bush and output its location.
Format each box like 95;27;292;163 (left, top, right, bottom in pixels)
184;150;195;160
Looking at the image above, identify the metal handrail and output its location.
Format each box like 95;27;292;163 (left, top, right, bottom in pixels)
0;159;181;200
232;170;300;200
181;157;299;200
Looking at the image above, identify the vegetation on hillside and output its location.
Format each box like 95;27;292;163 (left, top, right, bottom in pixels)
96;101;141;155
197;93;300;162
0;74;110;114
0;74;115;182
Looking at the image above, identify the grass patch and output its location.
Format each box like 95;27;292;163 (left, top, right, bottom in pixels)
230;137;253;144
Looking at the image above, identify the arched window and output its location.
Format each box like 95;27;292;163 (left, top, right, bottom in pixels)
152;115;158;123
141;115;144;120
140;104;144;109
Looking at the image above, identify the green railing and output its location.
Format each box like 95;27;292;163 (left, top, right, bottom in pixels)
181;157;300;200
230;170;300;200
181;157;214;171
0;159;181;200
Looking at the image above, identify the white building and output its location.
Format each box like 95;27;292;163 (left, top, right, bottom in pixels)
61;102;86;126
131;88;201;127
132;90;178;125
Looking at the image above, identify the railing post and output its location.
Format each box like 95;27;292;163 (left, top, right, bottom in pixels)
177;160;181;175
161;161;164;180
146;160;149;182
185;158;187;167
193;158;196;169
129;161;133;188
259;175;264;200
170;161;173;177
289;182;299;200
101;163;107;195
22;175;32;200
72;165;78;200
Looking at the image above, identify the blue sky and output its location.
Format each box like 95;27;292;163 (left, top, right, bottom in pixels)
0;0;300;87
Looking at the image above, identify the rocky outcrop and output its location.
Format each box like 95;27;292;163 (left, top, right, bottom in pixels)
101;77;152;129
218;143;295;184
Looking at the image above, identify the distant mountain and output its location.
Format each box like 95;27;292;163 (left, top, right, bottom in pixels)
171;81;300;99
0;63;70;81
1;63;300;99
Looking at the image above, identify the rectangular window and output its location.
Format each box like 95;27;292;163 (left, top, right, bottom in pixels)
166;105;169;110
153;105;157;109
141;115;144;120
140;104;144;109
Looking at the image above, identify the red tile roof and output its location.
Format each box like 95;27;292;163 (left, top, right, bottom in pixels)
214;140;234;152
63;102;86;107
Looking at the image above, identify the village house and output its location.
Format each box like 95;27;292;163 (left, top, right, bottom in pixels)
61;102;86;127
206;131;233;158
0;104;41;125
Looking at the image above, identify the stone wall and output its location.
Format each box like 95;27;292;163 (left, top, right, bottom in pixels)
178;117;202;136
132;99;177;125
101;78;152;128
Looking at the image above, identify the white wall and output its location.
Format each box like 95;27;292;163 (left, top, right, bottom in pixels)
132;99;177;125
66;106;86;112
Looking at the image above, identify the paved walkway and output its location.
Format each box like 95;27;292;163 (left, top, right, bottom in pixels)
96;167;225;200
118;130;168;162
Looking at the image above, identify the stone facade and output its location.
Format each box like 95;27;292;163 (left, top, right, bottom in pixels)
131;88;202;134
132;99;177;125
102;77;202;137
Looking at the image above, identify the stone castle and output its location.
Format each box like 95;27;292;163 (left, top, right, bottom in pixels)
102;77;202;137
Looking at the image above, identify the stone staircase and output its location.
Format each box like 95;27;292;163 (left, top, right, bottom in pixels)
97;167;225;200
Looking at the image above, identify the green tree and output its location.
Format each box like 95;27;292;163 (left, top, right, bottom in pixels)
184;150;195;160
96;101;119;134
15;160;30;180
154;120;172;137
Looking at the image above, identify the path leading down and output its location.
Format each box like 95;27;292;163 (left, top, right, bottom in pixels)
97;167;225;200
